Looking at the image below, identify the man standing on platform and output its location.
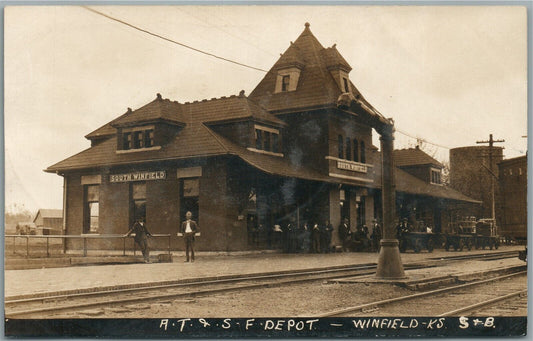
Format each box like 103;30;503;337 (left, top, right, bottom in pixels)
180;211;199;262
125;218;152;263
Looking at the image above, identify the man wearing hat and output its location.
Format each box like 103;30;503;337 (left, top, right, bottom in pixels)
370;218;382;252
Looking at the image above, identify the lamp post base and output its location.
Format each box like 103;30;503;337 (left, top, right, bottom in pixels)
375;239;406;279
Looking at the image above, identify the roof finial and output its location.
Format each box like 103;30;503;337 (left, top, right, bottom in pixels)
239;90;245;97
156;93;162;100
305;22;310;29
127;107;132;113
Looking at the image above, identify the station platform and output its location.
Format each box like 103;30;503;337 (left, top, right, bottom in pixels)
4;245;525;299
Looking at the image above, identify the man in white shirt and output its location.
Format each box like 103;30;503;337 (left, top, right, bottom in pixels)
179;211;199;262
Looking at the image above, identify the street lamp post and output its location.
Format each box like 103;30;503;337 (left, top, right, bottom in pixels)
375;124;405;279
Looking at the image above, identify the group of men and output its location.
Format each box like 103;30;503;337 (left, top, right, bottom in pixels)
280;221;335;253
125;211;198;264
126;214;386;262
338;218;382;252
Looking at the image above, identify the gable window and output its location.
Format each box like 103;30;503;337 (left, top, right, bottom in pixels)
353;139;359;162
343;77;350;93
338;135;344;159
430;169;441;185
281;75;290;92
253;125;280;154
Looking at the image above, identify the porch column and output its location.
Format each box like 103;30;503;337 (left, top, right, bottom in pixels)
376;125;405;279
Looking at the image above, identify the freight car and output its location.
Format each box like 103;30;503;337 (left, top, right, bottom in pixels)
445;217;499;251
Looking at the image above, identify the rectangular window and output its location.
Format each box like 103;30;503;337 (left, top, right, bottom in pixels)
254;126;280;153
123;133;132;150
282;75;290;92
431;170;441;184
255;129;263;149
345;138;351;161
84;185;99;233
360;141;366;163
264;131;271;151
272;133;279;153
338;135;344;159
353;139;359;162
133;131;144;149
144;129;154;148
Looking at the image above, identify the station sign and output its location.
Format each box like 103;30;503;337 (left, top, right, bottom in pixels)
337;160;367;173
110;171;166;183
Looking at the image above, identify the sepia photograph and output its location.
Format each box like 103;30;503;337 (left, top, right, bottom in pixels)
3;4;528;337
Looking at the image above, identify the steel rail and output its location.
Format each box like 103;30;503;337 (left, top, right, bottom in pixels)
6;250;516;304
5;251;520;318
437;289;528;317
6;266;383;318
314;270;527;318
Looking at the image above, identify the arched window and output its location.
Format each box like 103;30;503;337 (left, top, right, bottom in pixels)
338;135;344;159
345;137;351;160
353;139;359;162
360;141;366;163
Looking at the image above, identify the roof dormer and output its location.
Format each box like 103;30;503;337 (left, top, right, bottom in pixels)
324;44;353;94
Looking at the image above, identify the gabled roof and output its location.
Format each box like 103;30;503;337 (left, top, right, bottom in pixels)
33;209;63;222
248;23;370;114
394;147;443;168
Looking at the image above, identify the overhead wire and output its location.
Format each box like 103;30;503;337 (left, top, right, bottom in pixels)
82;6;269;73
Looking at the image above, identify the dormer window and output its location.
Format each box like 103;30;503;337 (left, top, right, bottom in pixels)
430;168;442;185
274;67;301;93
249;125;283;156
118;125;158;152
282;75;290;92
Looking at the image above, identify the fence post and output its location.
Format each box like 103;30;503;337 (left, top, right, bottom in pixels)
47;237;50;257
83;237;87;257
133;240;136;256
13;236;16;255
168;235;171;256
26;236;29;258
123;237;126;256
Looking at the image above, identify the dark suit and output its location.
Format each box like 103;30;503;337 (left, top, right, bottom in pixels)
126;221;152;262
180;219;199;261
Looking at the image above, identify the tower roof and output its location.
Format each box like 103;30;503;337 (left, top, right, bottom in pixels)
249;23;368;114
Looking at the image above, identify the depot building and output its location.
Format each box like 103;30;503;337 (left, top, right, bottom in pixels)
46;23;479;252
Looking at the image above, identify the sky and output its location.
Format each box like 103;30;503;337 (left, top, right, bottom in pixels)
4;5;528;213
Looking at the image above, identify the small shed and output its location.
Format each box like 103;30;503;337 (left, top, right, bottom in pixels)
33;209;63;229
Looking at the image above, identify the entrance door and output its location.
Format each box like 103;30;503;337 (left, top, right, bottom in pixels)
340;189;350;222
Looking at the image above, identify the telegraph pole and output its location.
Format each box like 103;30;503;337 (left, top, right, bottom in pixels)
476;134;504;220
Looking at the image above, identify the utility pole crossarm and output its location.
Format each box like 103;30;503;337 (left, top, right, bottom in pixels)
475;134;504;221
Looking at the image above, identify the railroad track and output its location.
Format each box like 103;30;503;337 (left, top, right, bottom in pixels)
315;270;527;317
5;250;520;318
